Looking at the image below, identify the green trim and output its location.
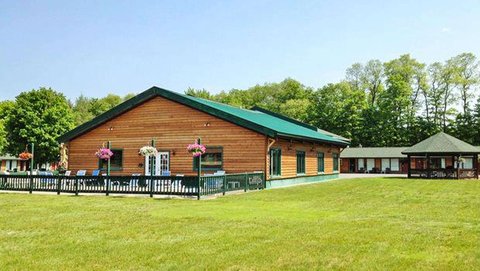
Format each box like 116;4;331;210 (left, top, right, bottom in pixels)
266;173;339;188
193;146;223;171
99;148;123;171
317;152;325;173
332;152;339;172
269;148;282;177
57;86;349;147
296;150;306;175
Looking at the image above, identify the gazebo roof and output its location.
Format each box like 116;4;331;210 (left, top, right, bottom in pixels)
402;132;480;155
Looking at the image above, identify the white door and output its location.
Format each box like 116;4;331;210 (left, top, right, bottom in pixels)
367;159;375;170
381;159;389;171
145;152;170;175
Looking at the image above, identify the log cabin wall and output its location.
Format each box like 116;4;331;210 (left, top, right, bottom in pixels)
266;138;341;180
67;96;267;175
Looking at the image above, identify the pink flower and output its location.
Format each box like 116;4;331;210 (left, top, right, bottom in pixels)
95;148;114;160
187;140;206;157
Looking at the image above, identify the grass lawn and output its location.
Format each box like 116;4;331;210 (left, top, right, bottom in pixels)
1;177;479;270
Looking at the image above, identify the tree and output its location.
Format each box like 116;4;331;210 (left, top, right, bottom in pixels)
185;88;215;100
363;60;385;107
0;101;14;154
309;82;366;145
381;54;426;145
72;95;95;126
4;88;75;165
450;53;479;115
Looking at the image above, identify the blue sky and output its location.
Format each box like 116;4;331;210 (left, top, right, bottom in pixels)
1;0;479;101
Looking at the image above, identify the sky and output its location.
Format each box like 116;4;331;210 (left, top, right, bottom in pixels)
1;0;480;101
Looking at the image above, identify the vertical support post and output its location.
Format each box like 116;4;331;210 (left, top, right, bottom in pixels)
407;155;411;178
456;155;460;180
244;173;248;192
57;176;61;195
107;141;111;177
197;138;201;200
222;175;226;195
29;143;34;194
262;172;266;190
426;154;431;179
150;139;156;198
475;154;479;179
106;141;112;196
75;177;79;196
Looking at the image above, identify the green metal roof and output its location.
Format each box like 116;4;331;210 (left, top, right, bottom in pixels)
402;132;480;154
58;86;350;146
340;147;407;158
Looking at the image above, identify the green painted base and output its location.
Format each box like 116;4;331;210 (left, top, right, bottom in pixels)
266;173;339;189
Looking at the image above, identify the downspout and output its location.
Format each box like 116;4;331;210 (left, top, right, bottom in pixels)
265;137;276;182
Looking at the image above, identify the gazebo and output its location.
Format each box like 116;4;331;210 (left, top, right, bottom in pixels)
402;132;480;179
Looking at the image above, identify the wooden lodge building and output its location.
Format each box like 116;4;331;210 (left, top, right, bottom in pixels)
58;87;350;188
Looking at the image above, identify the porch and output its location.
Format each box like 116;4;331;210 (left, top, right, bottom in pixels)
0;172;265;198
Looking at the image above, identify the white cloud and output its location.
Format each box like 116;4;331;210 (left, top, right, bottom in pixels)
441;27;451;33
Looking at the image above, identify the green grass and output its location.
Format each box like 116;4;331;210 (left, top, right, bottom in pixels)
1;178;479;270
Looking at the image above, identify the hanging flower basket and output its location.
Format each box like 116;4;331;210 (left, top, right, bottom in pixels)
95;148;113;160
187;140;206;157
139;146;158;157
19;151;33;160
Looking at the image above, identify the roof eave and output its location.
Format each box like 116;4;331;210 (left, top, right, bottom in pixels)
276;133;349;147
58;86;279;142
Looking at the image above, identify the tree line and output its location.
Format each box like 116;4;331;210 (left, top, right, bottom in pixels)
187;52;480;147
0;52;479;165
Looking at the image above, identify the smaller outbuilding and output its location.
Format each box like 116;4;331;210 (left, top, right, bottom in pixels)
402;132;480;179
0;155;23;173
340;147;408;173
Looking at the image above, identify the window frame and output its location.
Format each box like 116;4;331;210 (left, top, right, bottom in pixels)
317;152;325;174
98;148;123;171
296;150;306;175
332;152;339;172
193;146;223;171
269;148;282;178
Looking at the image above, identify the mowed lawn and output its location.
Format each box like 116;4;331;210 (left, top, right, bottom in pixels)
1;178;480;270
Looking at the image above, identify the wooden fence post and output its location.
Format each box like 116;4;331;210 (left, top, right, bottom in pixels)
57;176;61;195
244;173;248;192
75;178;79;196
105;175;110;196
222;175;226;195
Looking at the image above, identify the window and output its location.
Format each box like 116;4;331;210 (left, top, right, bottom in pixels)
270;148;281;177
98;149;123;171
296;151;306;175
357;158;365;170
317;152;324;173
333;153;339;172
193;146;223;171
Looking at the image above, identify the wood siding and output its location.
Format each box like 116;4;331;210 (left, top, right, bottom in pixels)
266;138;341;179
67;96;267;175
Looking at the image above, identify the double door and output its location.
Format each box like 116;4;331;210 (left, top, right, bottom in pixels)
144;152;170;176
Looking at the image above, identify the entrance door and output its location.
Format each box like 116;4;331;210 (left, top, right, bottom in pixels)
145;152;170;175
349;159;356;172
